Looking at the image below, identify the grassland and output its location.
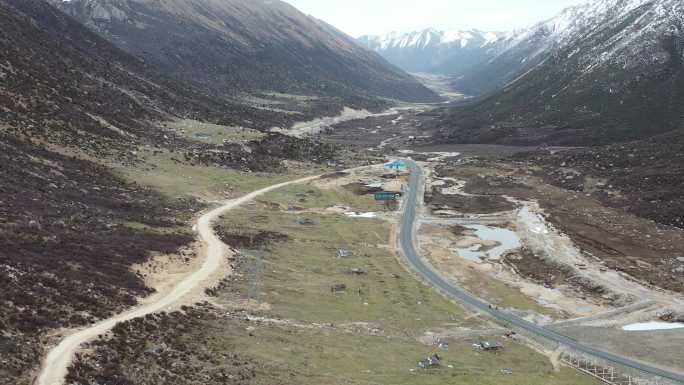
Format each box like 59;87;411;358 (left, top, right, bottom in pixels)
259;180;381;211
65;179;600;385
227;324;597;385
115;150;323;200
218;207;463;334
211;183;601;385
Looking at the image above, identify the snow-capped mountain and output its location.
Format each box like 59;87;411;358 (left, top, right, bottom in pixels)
361;29;502;51
436;0;684;146
361;0;682;98
358;29;508;75
453;0;679;94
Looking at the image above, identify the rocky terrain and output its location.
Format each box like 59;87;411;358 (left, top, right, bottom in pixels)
432;0;684;146
66;306;287;385
431;157;684;297
3;1;684;384
183;133;335;173
0;1;339;383
51;0;440;108
514;129;684;228
0;0;307;159
0;131;196;385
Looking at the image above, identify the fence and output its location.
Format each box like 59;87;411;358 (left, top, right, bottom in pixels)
499;320;683;385
561;354;679;385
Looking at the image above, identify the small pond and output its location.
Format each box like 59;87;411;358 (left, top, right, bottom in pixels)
454;225;521;263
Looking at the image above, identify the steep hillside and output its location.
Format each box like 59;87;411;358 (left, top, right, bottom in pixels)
0;129;195;385
0;1;335;383
449;0;677;95
433;0;684;146
51;0;439;106
358;29;505;76
0;0;299;157
449;28;553;96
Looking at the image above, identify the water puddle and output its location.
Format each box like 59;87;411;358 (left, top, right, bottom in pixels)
453;225;521;263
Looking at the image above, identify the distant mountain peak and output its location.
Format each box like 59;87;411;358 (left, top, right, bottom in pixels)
360;28;505;51
358;28;507;75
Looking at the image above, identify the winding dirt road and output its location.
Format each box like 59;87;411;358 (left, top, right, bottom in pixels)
35;174;321;385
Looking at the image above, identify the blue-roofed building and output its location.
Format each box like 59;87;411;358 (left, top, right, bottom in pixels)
384;160;407;171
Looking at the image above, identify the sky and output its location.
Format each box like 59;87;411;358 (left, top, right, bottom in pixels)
284;0;588;37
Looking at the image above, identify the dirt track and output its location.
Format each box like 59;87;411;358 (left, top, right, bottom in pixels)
35;174;321;385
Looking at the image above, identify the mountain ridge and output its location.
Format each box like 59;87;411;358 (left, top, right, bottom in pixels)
51;0;440;106
358;28;508;76
431;0;684;146
0;1;339;383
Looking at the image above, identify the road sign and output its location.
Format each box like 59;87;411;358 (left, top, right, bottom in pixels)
375;192;401;201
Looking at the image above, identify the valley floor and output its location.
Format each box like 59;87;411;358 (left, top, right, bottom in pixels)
63;167;601;385
316;107;684;381
418;156;684;374
9;100;683;385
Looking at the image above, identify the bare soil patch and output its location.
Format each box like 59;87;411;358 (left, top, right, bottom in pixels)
434;160;684;295
503;248;609;304
427;189;515;214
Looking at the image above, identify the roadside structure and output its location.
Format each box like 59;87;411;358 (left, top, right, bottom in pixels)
477;341;504;352
418;354;441;369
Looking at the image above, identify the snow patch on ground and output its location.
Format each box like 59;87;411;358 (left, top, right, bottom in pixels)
427;152;461;162
345;212;377;218
622;322;684;331
272;107;372;138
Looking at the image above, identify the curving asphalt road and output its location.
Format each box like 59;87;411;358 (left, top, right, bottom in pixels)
398;159;684;384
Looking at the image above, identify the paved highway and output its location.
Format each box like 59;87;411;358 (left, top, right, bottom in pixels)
398;159;684;384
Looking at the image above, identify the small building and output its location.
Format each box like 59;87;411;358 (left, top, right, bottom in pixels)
297;218;316;226
364;182;384;189
380;171;410;179
418;354;441;369
477;341;504;352
331;283;347;293
503;331;517;339
384;160;408;171
374;192;401;201
337;249;353;258
382;180;404;193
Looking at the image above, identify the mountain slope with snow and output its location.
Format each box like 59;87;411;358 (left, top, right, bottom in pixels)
51;0;439;105
453;0;678;94
358;29;507;75
433;0;684;146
